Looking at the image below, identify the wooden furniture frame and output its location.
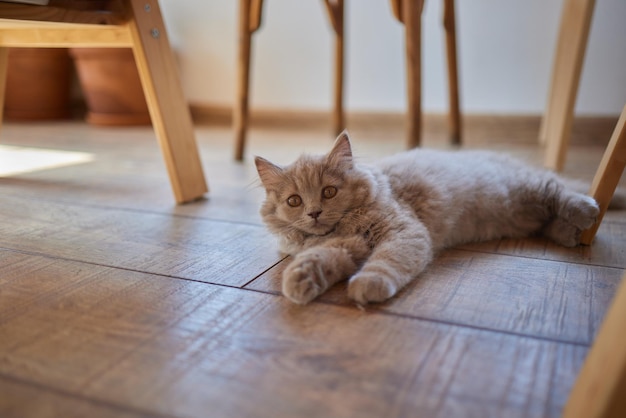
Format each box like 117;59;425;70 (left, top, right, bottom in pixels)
565;106;626;416
563;271;626;417
580;104;626;245
0;0;208;204
233;0;462;161
540;0;596;172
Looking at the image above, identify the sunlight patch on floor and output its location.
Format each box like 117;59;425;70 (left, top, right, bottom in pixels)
0;145;94;176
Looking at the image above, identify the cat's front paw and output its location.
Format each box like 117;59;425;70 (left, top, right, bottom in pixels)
282;255;326;305
348;272;397;305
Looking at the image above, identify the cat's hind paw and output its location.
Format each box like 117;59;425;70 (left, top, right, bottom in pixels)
544;218;581;247
547;194;600;247
348;273;397;305
561;194;599;230
282;255;326;305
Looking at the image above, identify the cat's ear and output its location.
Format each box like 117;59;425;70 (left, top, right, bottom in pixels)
255;156;285;190
327;130;353;169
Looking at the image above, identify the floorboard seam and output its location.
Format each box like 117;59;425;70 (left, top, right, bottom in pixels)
236;286;594;349
454;246;626;270
240;256;289;288
363;307;593;348
0;373;179;418
0;247;267;291
0;191;265;228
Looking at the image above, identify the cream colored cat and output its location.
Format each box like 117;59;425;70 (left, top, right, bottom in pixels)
255;131;599;305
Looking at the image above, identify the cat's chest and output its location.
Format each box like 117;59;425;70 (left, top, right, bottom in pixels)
335;210;389;247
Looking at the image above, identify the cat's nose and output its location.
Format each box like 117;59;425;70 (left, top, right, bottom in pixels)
307;210;322;220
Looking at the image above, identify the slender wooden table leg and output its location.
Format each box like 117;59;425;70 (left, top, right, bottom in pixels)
443;0;461;145
126;0;208;204
580;105;626;245
323;0;345;136
402;0;424;149
540;0;596;171
0;47;8;133
562;271;626;418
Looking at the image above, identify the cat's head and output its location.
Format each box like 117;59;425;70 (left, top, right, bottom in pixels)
255;131;374;239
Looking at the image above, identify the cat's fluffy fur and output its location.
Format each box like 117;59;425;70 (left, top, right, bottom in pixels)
255;131;599;305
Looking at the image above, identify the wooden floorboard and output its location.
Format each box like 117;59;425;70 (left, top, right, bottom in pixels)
459;223;626;269
0;195;280;287
246;248;623;345
0;250;585;418
0;118;624;417
0;376;154;418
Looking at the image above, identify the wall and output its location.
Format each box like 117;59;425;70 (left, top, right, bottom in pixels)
160;0;626;115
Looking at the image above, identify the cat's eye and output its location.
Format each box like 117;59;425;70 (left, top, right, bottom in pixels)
287;195;302;207
322;186;337;199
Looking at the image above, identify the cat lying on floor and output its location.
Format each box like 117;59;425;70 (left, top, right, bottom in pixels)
254;131;599;305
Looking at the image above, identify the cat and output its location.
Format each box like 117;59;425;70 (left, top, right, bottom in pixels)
254;130;600;305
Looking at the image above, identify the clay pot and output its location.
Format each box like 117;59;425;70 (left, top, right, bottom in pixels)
5;48;73;121
70;48;151;126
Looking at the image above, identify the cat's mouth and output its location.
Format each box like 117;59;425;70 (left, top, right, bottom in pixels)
307;220;337;236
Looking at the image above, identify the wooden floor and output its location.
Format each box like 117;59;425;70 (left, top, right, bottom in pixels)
0;116;624;418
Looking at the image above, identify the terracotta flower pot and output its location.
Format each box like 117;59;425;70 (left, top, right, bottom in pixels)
5;48;73;121
70;48;151;126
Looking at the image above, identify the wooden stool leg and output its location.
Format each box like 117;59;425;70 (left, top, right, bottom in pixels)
402;0;424;149
324;0;345;136
562;272;626;418
443;0;461;145
126;0;208;204
580;105;626;245
540;0;595;171
0;47;8;133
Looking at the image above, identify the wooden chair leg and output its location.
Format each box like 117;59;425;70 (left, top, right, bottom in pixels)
389;0;402;22
126;0;208;203
540;0;596;171
562;271;626;418
443;0;461;145
402;0;424;149
580;105;626;245
333;2;344;137
0;47;8;133
323;0;345;136
234;0;263;161
234;0;253;161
